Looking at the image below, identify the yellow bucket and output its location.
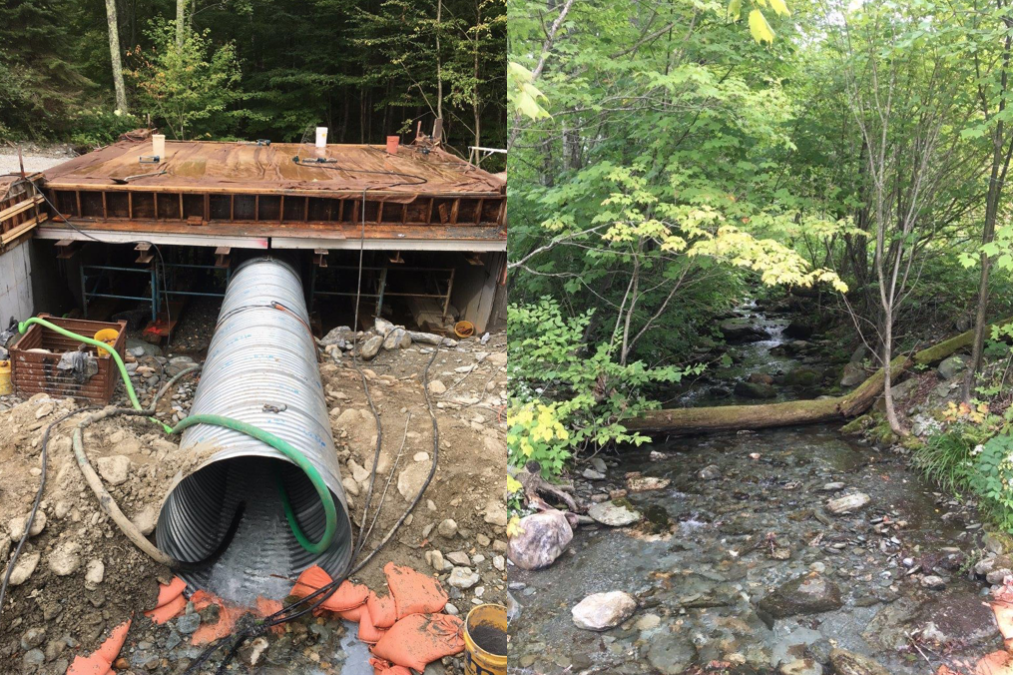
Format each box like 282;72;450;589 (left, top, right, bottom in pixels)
93;328;120;348
0;360;11;396
462;604;507;675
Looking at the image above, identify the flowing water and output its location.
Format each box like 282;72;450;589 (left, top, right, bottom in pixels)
509;306;1001;674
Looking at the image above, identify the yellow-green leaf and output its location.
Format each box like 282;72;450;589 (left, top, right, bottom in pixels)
748;9;775;44
769;0;790;16
507;475;524;494
727;0;742;20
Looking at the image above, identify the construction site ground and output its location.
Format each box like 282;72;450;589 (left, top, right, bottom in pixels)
0;317;508;674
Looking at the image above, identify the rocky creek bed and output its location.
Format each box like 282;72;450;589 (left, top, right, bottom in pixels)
508;305;1006;675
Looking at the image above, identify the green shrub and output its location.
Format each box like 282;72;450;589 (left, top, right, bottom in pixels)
912;427;976;494
507;297;701;477
67;108;141;149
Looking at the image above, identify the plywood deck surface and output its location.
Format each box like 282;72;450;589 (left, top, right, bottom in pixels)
42;139;505;198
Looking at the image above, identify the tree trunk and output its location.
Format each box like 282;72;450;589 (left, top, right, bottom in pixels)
436;0;443;121
965;27;1013;401
626;318;1010;435
176;0;185;46
105;0;128;114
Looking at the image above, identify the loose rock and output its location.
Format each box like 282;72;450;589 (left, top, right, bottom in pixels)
507;510;573;570
826;492;870;515
587;500;642;527
571;591;637;631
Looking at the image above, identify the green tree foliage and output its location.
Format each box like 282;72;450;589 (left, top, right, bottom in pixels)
0;0;505;161
128;18;247;140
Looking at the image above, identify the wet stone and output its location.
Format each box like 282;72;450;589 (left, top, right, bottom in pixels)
176;613;201;635
757;574;843;620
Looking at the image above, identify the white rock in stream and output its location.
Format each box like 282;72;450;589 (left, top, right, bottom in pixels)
571;591;637;631
826;492;870;515
587;501;642;527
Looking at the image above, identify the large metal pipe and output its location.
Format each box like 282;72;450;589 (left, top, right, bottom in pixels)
156;257;352;602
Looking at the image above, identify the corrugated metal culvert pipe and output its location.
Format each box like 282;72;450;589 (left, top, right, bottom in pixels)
156;257;352;602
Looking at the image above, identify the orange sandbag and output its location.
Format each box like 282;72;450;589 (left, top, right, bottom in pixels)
992;600;1013;650
289;565;369;612
384;562;448;618
973;651;1013;675
366;591;398;628
67;619;131;675
340;605;365;622
189;591;248;646
144;577;187;624
369;658;412;675
357;604;387;644
371;613;465;672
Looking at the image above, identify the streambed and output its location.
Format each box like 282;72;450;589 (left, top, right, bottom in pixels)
508;307;1001;674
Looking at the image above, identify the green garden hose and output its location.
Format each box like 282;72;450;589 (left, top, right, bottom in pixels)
170;414;337;555
17;317;337;554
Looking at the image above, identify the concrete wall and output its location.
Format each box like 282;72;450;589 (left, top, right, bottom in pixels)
0;239;33;326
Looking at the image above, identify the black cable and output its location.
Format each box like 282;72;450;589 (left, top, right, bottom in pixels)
0;405;99;628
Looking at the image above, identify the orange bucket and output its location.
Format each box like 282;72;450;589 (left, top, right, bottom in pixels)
386;136;400;155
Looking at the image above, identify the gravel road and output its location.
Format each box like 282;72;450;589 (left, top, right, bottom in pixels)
0;150;75;175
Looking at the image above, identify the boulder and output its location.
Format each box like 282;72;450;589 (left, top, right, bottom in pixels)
826;492;870;515
756;574;843;619
784;367;820;388
374;317;395;336
734;381;777;399
784;320;815;340
841;363;866;387
382;327;411;350
571;591;637;631
719;318;772;343
587;501;642;527
828;648;890;675
938;354;969;381
507;510;573;570
320;325;353;347
359;335;383;361
747;373;775;385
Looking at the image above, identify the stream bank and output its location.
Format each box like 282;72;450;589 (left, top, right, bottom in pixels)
508;303;1004;675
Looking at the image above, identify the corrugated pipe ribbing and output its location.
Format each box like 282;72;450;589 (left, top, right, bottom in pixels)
156;257;352;602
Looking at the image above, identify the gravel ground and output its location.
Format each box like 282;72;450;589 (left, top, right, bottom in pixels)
0;149;76;176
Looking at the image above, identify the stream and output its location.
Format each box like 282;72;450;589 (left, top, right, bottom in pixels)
509;305;1001;674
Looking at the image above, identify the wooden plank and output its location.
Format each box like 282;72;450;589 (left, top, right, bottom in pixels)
128;192;133;220
0;194;43;223
450;198;460;225
0;213;48;245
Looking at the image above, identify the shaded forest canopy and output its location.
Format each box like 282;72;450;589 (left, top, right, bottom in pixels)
0;0;505;165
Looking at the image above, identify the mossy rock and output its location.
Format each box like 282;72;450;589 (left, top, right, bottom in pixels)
784;367;820;387
641;505;673;535
901;436;924;451
840;414;872;436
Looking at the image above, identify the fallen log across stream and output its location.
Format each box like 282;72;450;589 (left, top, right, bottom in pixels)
626;318;1011;435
